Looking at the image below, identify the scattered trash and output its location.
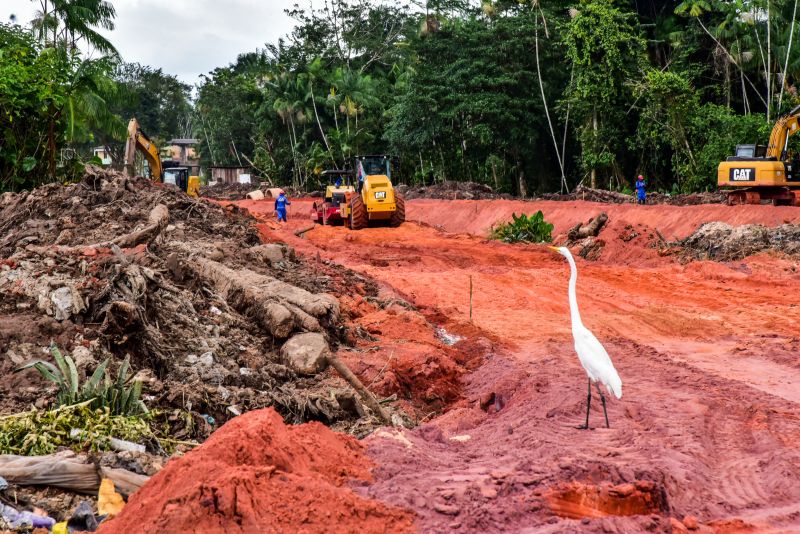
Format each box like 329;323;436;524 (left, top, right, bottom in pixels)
109;437;147;454
436;327;463;346
67;501;99;532
209;306;223;315
200;414;215;426
0;502;56;530
0;475;7;491
98;478;125;518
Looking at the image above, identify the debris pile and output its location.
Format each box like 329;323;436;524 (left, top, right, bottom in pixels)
396;181;511;200
98;408;414;534
0;166;395;443
681;221;800;260
542;185;725;205
198;181;262;200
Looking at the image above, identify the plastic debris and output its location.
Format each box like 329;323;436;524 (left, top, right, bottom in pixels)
0;502;56;530
435;327;463;346
109;437;146;454
98;478;125;518
201;414;215;426
68;500;99;532
0;475;7;491
50;287;74;321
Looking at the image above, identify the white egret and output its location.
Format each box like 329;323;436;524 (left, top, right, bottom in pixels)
548;246;622;429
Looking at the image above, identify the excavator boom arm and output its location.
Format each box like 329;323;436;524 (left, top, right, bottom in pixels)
766;105;800;159
123;118;162;181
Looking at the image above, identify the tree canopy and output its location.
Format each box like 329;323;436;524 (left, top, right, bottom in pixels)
4;0;800;194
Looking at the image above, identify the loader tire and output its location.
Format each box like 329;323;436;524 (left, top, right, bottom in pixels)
321;202;331;225
349;195;368;230
390;193;405;227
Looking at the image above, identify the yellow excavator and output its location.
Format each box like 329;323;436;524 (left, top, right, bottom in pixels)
123;118;199;197
340;155;405;230
718;105;800;205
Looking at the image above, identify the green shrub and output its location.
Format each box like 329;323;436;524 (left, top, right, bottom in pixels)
490;211;554;243
0;403;153;456
16;344;147;416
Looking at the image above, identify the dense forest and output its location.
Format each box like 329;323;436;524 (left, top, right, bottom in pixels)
2;0;800;195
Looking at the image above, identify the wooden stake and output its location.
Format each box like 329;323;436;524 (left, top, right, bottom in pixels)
469;275;473;322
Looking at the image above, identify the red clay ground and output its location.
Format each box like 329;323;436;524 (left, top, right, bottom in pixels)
233;198;800;533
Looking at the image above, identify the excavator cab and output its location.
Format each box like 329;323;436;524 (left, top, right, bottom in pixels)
718;104;800;205
163;167;189;192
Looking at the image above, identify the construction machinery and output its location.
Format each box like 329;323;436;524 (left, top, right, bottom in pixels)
718;105;800;205
310;169;355;225
123;118;199;197
124;118;162;182
340;155;405;230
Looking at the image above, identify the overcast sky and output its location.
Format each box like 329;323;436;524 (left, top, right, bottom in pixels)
4;0;298;85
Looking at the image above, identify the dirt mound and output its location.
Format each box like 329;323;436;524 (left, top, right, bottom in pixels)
542;185;725;205
199;181;261;200
396;181;511;200
681;221;800;261
0;166;388;439
98;408;413;533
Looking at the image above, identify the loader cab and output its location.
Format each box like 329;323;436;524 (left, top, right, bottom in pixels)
354;155;399;193
320;169;355;207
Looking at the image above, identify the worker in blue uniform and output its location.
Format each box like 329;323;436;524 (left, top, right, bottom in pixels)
635;175;646;205
275;191;291;223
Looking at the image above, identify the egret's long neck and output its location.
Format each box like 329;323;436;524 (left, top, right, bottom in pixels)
566;253;583;328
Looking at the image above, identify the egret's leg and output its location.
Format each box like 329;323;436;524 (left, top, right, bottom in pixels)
595;383;609;428
577;379;591;430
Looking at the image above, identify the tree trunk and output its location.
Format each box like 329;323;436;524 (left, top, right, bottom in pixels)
778;0;799;112
515;152;527;198
767;0;772;122
591;108;597;189
309;84;335;165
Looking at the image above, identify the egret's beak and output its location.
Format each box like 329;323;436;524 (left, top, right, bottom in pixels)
547;246;559;252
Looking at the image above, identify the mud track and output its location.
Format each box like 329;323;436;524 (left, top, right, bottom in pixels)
236;198;800;533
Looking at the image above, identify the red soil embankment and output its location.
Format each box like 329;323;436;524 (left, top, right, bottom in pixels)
98;408;413;534
407;198;800;239
225;197;800;532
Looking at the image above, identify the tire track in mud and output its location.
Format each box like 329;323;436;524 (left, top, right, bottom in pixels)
234;199;800;532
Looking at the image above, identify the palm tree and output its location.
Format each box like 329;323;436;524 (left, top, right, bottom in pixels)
299;58;337;166
63;55;125;143
331;68;379;154
30;0;118;55
269;71;306;187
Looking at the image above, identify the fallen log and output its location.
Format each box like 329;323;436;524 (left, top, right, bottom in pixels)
187;257;339;338
326;353;392;425
0;451;149;496
111;203;169;249
23;204;169;257
294;225;316;238
568;212;608;242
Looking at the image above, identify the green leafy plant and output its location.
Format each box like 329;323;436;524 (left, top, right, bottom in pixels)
17;344;147;416
490;211;554;243
0;402;153;456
